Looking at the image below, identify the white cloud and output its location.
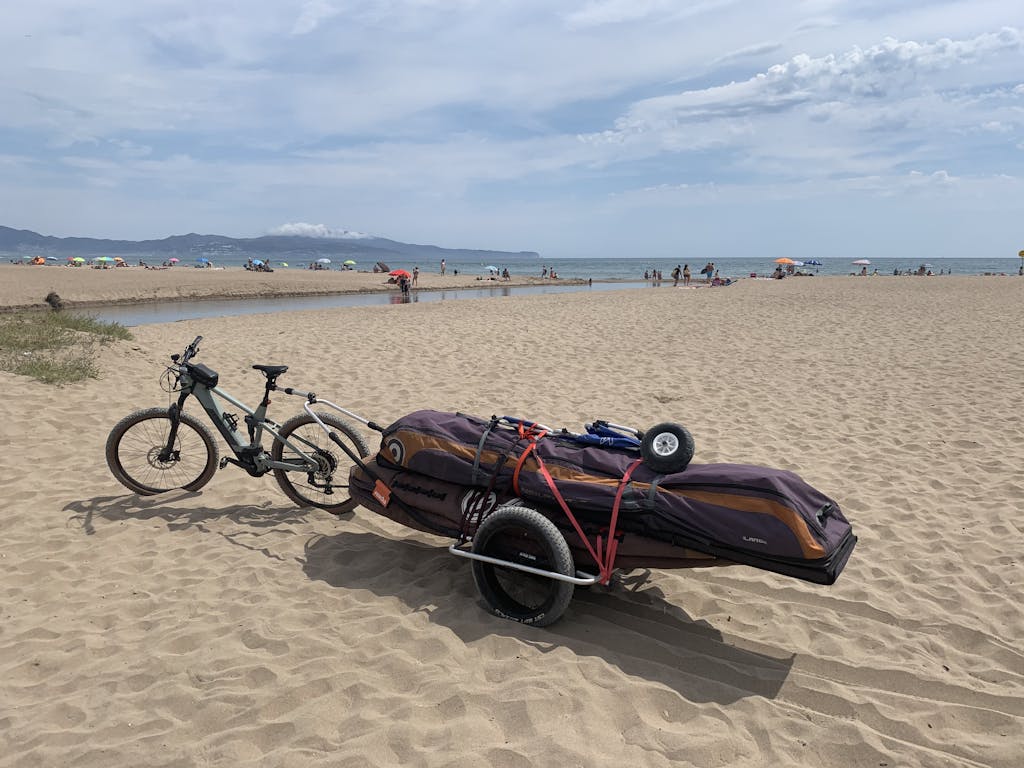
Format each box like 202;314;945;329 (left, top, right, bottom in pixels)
608;27;1023;135
292;1;341;35
269;222;371;239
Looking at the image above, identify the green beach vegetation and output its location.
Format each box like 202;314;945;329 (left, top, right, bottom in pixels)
0;311;132;384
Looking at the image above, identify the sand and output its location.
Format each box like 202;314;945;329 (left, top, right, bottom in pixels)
0;263;576;312
1;275;1021;767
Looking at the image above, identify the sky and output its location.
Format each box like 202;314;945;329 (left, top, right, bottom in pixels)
2;1;1023;260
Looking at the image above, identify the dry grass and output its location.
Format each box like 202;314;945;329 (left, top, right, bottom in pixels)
0;311;132;384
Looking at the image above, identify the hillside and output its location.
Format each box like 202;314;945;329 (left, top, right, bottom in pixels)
0;226;540;261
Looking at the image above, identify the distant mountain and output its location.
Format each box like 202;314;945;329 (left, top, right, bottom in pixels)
0;226;540;261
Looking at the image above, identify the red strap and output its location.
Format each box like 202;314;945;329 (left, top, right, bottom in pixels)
513;427;642;585
605;458;643;574
532;452;605;575
511;441;537;497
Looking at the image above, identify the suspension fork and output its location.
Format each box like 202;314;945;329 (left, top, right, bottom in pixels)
159;391;191;461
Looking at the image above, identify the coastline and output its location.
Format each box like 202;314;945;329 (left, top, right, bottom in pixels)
0;263;589;312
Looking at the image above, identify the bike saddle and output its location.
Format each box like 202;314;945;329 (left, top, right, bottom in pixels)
252;364;289;377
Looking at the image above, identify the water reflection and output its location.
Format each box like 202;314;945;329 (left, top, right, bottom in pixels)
87;281;650;326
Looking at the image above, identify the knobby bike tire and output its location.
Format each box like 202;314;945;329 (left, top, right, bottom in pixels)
270;412;370;514
105;407;219;495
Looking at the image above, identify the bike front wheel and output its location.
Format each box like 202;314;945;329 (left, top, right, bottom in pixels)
271;412;370;514
106;407;219;495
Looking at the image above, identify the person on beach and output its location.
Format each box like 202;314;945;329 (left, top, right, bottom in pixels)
672;265;681;286
412;266;419;286
440;259;446;276
683;264;691;285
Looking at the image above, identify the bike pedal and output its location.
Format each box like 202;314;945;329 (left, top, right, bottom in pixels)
218;457;229;469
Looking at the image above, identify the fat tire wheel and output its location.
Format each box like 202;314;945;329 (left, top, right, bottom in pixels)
106;407;219;495
271;412;370;514
640;422;695;473
471;505;574;627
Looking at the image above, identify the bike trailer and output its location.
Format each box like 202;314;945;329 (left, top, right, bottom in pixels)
349;410;856;585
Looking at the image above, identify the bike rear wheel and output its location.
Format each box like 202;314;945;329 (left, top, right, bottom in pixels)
271;412;370;514
106;407;219;494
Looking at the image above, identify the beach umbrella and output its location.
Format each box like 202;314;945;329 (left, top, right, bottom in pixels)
46;256;58;261
94;256;114;262
484;265;498;271
773;257;797;265
252;259;264;266
168;257;179;263
113;257;124;262
317;258;331;264
852;259;871;265
343;259;356;265
196;257;210;263
804;259;822;266
280;262;289;267
71;256;85;262
389;268;411;277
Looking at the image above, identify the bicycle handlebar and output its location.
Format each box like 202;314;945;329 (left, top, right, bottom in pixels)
178;335;203;365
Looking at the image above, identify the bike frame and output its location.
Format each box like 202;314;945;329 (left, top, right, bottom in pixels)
163;365;336;477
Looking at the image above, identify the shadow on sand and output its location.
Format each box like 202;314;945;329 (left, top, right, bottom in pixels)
302;529;796;705
65;494;795;704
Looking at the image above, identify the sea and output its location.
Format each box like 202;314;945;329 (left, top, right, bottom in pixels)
362;255;1021;279
55;253;1021;279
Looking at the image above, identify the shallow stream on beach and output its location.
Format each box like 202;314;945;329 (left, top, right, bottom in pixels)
89;280;653;326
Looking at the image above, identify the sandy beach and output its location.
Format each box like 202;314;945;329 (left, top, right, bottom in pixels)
0;263;579;312
1;274;1022;766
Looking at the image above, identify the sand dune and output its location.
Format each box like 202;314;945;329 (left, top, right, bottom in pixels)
1;275;1021;766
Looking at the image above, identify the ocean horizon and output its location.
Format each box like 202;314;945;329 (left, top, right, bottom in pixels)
10;253;1020;279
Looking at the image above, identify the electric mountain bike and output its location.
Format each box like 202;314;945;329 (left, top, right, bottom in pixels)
105;336;372;513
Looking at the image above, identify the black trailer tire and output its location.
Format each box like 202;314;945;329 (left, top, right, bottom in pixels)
640;422;695;473
471;505;575;627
